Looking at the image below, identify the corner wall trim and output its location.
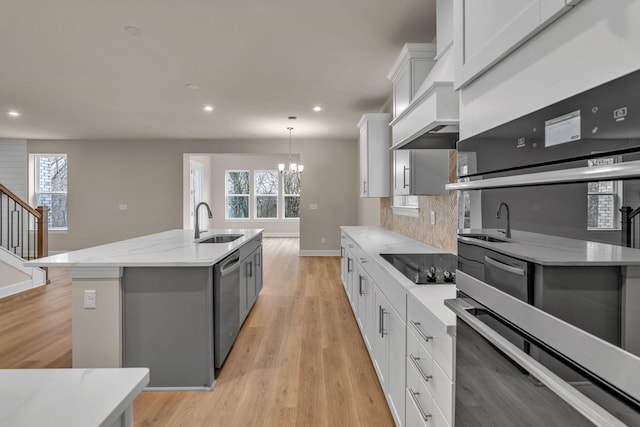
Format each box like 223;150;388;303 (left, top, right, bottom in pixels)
299;250;341;257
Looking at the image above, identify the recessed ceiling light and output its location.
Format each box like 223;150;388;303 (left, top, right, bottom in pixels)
7;110;20;117
203;105;214;112
185;83;199;90
124;26;142;36
313;105;322;112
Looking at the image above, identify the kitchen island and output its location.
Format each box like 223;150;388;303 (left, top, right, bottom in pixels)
26;229;263;389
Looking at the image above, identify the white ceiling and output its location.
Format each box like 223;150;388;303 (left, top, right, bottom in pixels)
0;0;436;141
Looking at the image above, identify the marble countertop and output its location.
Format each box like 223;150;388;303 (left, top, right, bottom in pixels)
0;368;149;427
459;228;640;266
341;226;456;328
25;229;263;268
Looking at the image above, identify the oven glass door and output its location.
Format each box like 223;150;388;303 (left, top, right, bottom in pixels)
448;297;640;426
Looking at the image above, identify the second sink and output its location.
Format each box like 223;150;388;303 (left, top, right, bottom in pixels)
199;234;244;244
458;233;509;243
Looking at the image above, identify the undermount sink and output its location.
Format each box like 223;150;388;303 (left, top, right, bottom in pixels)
198;234;244;244
458;233;509;243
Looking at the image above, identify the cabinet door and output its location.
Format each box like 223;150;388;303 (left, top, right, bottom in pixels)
374;287;406;427
254;247;263;295
394;150;411;196
386;301;406;427
240;259;249;322
374;288;389;388
246;256;257;308
454;0;570;87
359;125;369;197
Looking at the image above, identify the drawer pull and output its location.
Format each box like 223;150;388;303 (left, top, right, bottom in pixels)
410;320;433;343
409;388;432;422
409;354;432;383
359;275;365;296
379;305;387;337
359;257;368;264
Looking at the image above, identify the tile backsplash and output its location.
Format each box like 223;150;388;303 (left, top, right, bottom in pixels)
381;151;458;254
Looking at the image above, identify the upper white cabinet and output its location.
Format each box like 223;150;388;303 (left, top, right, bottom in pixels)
388;44;438;119
436;0;454;58
454;0;582;88
394;149;450;196
358;113;392;198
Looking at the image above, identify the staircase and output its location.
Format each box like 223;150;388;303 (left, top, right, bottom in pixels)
0;183;48;298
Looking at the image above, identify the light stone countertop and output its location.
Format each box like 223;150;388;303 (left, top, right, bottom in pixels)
0;368;149;427
24;229;263;268
459;228;640;266
341;226;457;327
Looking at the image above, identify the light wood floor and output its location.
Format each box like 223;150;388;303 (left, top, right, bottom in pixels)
0;238;394;427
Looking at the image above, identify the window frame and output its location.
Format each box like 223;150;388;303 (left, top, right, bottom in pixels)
282;173;301;220
32;153;68;231
587;156;623;231
254;170;279;219
225;170;251;220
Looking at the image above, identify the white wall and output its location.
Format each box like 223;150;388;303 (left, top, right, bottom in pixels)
459;1;640;139
27;138;358;253
0;140;27;198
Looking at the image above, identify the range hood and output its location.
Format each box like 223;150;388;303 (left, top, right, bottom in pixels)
389;46;459;150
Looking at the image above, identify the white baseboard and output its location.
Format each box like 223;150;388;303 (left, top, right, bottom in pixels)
263;232;300;238
299;250;341;257
0;279;46;299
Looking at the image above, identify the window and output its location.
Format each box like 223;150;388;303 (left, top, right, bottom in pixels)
34;154;67;230
226;170;250;219
283;173;300;218
255;170;278;219
587;157;622;230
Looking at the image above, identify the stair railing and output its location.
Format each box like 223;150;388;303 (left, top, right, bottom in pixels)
0;183;48;260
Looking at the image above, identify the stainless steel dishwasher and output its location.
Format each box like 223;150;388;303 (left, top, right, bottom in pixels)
214;250;241;368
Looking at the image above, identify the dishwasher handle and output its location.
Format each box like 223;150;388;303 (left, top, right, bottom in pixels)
485;255;525;276
220;252;241;276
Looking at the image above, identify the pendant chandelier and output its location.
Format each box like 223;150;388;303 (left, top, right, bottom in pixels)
278;126;304;175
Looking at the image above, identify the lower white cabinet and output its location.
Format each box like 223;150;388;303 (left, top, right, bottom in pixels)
374;287;406;427
339;227;456;427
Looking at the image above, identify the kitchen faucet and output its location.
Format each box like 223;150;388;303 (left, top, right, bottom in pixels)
496;202;511;239
194;202;213;239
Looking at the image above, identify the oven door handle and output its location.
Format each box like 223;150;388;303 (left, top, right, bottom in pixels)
485;255;525;276
445;298;625;427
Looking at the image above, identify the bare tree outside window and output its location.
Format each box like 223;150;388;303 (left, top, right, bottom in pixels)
255;171;278;218
34;155;67;229
226;171;250;219
283;173;300;218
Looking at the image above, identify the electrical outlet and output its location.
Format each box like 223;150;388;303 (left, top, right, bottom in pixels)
321;237;326;244
84;290;96;309
430;210;436;225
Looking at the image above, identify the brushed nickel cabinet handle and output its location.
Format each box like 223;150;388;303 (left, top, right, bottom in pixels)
380;307;387;337
347;257;352;273
403;165;410;189
409;354;432;383
409;388;432;422
410;320;433;343
359;275;364;296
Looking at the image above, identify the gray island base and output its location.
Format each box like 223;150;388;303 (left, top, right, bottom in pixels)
25;228;264;390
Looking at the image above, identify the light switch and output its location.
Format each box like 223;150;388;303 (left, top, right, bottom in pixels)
430;210;436;225
310;204;318;210
119;204;128;210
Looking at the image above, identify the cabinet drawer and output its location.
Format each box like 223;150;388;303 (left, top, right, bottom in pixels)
407;296;454;380
407;329;454;426
406;362;450;427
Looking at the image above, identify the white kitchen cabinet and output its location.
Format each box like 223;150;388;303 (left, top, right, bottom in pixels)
387;44;437;119
393;149;450;196
375;287;406;427
355;260;376;352
454;0;579;88
358;114;392;198
436;0;454;58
